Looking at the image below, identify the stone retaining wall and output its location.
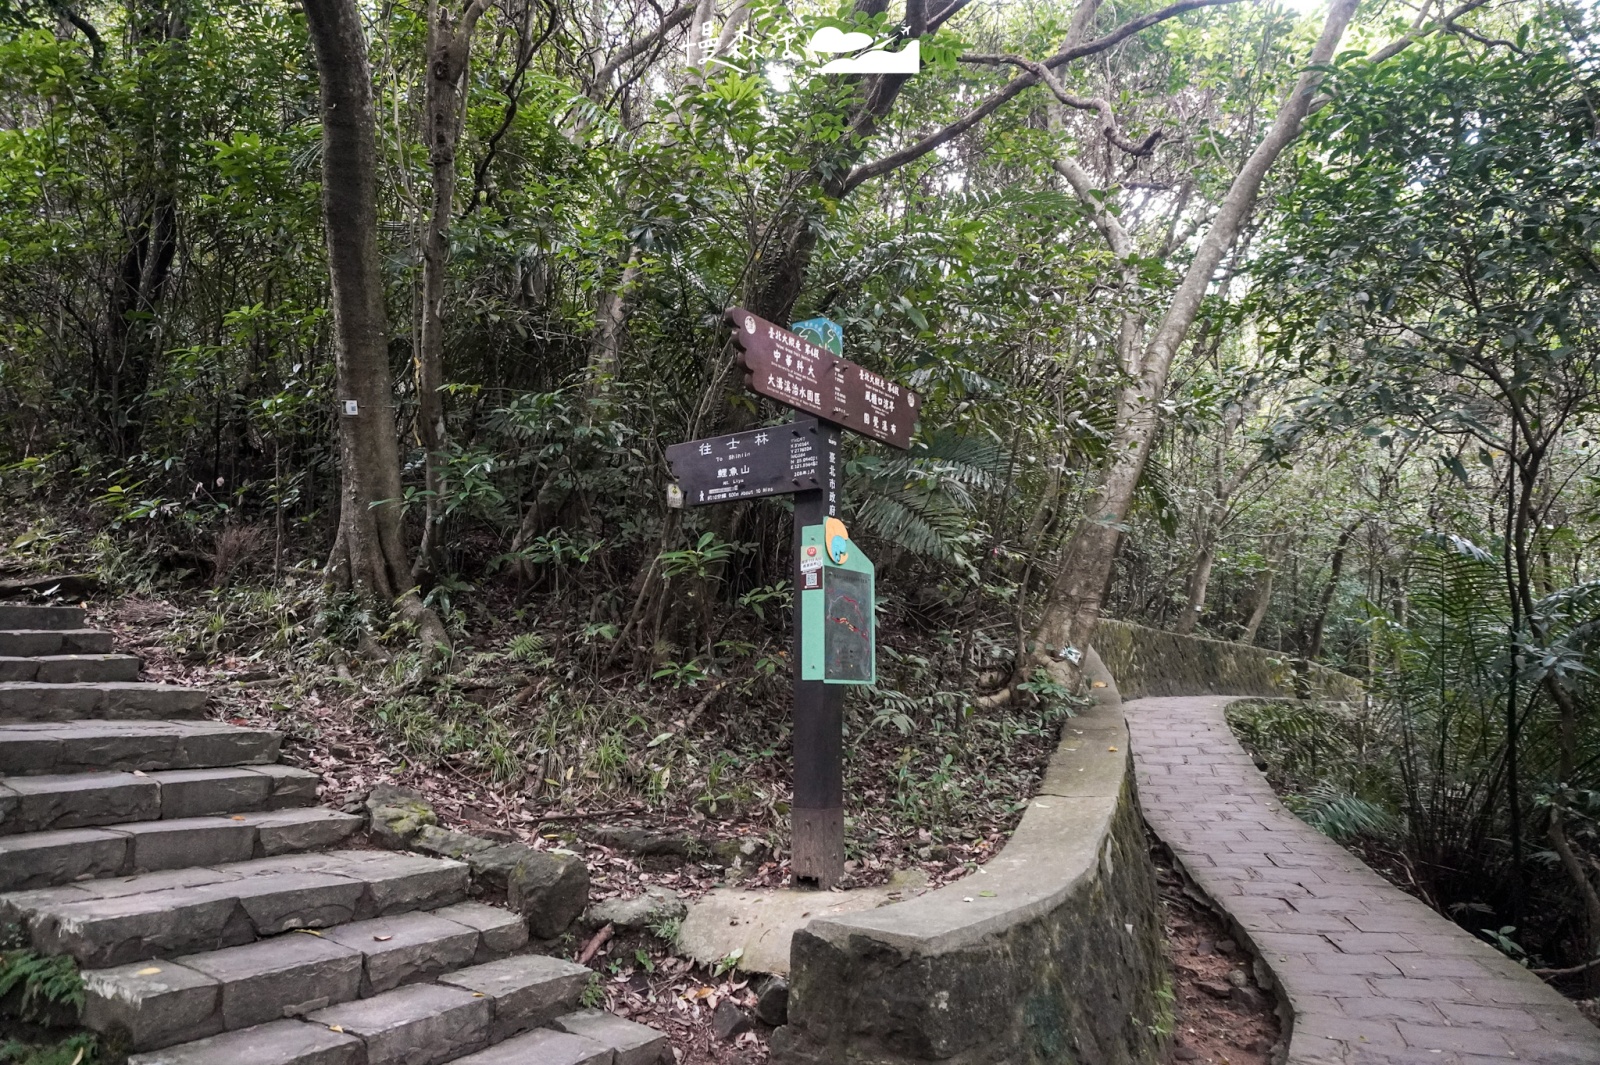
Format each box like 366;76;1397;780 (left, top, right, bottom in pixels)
770;678;1167;1065
1092;619;1362;703
770;624;1359;1065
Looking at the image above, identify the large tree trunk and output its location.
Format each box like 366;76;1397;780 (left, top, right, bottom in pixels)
414;0;492;579
304;0;449;652
1022;0;1358;685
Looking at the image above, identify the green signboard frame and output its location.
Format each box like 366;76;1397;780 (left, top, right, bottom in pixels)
799;524;875;685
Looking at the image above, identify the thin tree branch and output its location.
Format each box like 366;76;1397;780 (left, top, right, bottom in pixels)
464;0;559;215
992;53;1162;156
1368;0;1491;63
592;1;695;89
52;2;104;71
843;0;1245;192
928;0;974;31
1444;17;1523;54
1533;955;1600;978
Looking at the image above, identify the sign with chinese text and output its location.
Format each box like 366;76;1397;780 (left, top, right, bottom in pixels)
726;307;920;450
665;418;836;506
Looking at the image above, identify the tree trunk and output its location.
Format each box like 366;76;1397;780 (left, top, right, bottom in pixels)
1173;541;1215;635
1023;0;1358;685
304;0;450;652
414;0;492;580
99;195;177;457
1306;519;1359;661
1240;535;1284;644
95;0;185;458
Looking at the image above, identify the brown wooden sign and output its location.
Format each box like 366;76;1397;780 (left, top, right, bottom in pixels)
725;307;920;450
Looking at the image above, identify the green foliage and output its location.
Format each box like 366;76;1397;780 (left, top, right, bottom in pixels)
851;429;1011;576
3;0;1599;980
0;1033;98;1065
1258;25;1600;452
0;931;85;1026
647;915;682;947
1228;698;1404;843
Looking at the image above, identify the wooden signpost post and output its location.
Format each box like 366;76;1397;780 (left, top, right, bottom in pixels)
664;307;920;887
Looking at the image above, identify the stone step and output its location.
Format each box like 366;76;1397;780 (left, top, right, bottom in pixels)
6;850;470;967
0;604;86;630
0;681;207;722
0;629;115;656
439;954;592;1041
551;1010;674;1065
0;654;142;683
0;719;282;776
0;808;362;891
85;903;532;1051
129;1015;666;1065
451;1028;611;1065
127;1019;365;1065
306;982;492;1065
0;764;319;836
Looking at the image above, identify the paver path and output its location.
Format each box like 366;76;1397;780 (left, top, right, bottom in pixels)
1126;696;1600;1065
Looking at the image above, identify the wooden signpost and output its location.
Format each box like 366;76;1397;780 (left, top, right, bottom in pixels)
665;307;920;888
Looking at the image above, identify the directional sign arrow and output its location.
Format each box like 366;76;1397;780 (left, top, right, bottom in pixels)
725;307;921;450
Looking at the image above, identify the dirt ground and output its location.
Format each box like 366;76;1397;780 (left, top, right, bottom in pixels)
1153;837;1283;1065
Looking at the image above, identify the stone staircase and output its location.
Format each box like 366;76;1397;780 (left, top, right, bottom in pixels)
0;603;669;1065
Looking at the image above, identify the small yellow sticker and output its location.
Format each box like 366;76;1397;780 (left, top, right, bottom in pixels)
136;967;162;976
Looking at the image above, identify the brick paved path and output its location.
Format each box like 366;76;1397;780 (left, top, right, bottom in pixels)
1126;696;1600;1065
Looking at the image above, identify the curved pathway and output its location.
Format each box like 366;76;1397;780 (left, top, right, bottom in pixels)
1126;696;1600;1065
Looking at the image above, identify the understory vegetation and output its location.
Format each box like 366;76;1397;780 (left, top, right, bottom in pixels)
1;0;1598;983
0;928;96;1065
1231;542;1600;987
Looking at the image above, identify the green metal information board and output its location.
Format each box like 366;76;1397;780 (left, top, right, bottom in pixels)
799;523;875;685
